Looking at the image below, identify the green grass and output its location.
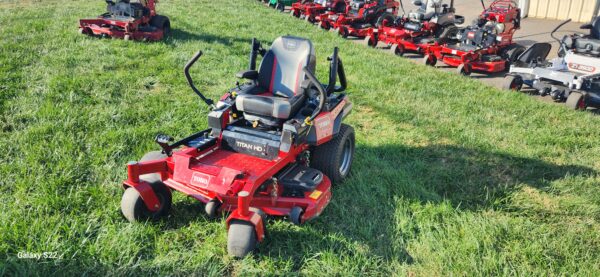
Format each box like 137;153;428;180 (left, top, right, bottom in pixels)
1;0;600;275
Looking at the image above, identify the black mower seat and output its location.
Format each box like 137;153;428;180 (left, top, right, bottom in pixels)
564;17;600;57
409;0;441;21
235;36;316;126
580;16;600;39
516;42;551;64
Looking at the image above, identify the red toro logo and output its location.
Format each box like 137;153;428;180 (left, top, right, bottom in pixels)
191;172;212;188
568;63;595;73
467;32;475;39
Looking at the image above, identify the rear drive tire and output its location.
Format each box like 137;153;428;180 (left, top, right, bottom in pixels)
375;12;395;28
566;92;587;110
227;220;258;258
310;124;355;184
151;15;171;39
502;44;526;63
435;25;459;44
502;75;523;91
276;2;285;12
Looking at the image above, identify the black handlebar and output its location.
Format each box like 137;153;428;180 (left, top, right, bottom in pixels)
326;47;347;94
184;51;215;109
551;19;572;56
551;18;572;42
302;67;326;126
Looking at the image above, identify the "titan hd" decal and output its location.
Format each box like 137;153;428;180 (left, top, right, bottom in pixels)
235;141;264;152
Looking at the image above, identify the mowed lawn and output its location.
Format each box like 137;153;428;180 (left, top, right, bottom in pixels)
1;0;600;275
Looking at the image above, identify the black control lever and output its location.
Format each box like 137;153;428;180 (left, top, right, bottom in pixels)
184;51;216;109
155;134;174;156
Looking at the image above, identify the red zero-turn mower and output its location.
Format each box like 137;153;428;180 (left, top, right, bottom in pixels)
322;0;399;38
291;0;348;23
365;0;464;56
423;0;524;75
79;0;170;41
119;36;355;257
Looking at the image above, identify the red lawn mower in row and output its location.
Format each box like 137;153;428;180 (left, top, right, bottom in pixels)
290;0;348;23
423;0;524;75
365;0;464;56
319;0;399;38
79;0;170;41
120;36;355;257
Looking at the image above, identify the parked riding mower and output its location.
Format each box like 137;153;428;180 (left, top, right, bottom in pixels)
119;36;355;257
267;0;301;12
365;0;464;56
290;0;348;23
504;18;600;110
320;0;399;38
423;0;524;76
79;0;170;41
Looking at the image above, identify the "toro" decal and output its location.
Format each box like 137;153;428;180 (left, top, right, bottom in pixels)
191;172;212;188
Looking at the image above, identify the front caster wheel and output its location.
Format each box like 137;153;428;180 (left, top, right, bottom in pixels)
338;27;349;38
205;198;221;219
289;206;304;225
227;220;258;258
502;75;523;91
566;92;587;110
457;63;472;76
364;35;377;47
120;182;172;222
391;44;405;56
423;54;436;66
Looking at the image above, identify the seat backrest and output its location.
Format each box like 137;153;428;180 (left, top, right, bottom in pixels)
258;36;316;98
517;42;551;63
410;0;441;21
591;17;600;39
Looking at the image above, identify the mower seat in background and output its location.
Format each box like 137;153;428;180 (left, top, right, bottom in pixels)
580;17;600;39
409;0;441;21
515;43;551;65
236;36;316;126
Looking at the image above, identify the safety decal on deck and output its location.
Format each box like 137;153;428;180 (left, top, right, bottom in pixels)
309;190;322;200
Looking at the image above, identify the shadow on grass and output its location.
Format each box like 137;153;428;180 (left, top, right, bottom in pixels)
255;143;596;269
164;29;251;46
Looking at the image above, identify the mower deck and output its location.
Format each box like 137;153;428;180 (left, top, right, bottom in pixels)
79;18;164;41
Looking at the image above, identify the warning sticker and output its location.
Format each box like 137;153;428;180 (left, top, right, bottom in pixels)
309;190;322;200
